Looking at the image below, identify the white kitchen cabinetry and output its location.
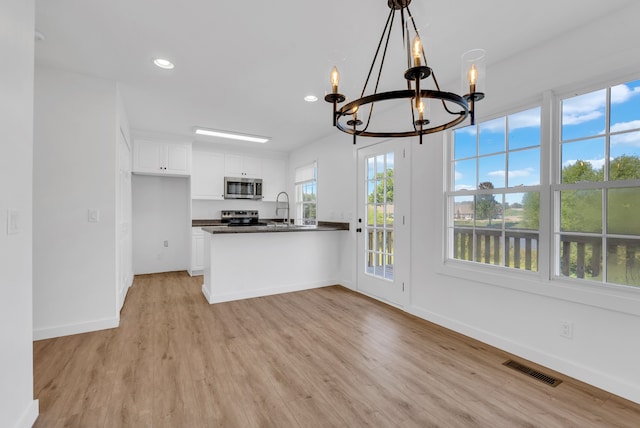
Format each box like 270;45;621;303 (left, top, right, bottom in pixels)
133;140;192;176
224;154;261;178
190;227;205;276
191;151;226;199
261;158;286;202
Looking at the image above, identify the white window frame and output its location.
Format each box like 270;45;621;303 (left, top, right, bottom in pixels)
442;75;640;315
294;161;317;226
552;79;640;288
445;103;544;275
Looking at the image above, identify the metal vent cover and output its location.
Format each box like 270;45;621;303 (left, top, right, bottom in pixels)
503;360;563;387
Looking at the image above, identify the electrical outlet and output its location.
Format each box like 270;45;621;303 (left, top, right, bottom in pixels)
560;320;573;339
164;240;169;247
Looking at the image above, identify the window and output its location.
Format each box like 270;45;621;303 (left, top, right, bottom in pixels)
446;77;640;289
295;161;317;226
448;107;542;271
556;80;640;286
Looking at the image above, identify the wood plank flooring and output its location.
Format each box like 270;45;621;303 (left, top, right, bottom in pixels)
33;271;640;427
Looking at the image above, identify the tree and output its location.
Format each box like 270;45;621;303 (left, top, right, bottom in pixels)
475;181;499;226
521;192;539;229
610;155;640;180
368;168;394;204
562;160;599;183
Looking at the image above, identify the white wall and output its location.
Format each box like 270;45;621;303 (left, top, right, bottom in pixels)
291;2;640;404
288;133;356;288
34;67;121;340
0;1;39;426
132;175;190;274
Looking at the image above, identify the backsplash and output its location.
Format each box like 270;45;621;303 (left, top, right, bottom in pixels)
191;199;277;220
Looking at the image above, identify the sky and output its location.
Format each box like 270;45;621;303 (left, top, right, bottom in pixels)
452;79;640;202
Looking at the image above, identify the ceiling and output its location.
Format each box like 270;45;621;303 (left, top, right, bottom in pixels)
34;0;634;153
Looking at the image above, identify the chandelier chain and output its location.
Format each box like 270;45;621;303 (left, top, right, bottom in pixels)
360;7;396;134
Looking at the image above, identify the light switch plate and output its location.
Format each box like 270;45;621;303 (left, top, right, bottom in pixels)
7;209;20;235
88;209;100;223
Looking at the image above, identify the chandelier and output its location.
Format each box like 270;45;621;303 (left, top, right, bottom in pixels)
324;0;485;144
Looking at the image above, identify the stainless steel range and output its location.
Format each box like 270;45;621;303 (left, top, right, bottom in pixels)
220;210;268;227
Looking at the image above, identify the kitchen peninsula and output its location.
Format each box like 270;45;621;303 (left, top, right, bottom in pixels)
200;222;349;304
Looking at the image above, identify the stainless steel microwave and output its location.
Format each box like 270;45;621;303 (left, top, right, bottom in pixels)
224;177;263;200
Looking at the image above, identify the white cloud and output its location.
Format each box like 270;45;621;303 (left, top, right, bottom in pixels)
611;83;640;104
479;117;504;133
455;184;475;191
562;83;640;127
454;171;463;180
562;110;603;126
509;109;541;130
487;168;534;179
562;89;606;126
611;130;640;148
509;168;535;178
455;124;477;136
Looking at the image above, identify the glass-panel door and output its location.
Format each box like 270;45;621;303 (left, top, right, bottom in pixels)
357;140;410;306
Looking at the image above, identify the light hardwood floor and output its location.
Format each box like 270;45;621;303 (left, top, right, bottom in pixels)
34;271;640;427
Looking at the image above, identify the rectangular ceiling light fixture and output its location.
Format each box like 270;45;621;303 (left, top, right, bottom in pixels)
194;128;270;143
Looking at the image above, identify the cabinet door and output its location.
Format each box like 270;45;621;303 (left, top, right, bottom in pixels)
192;151;226;199
224;154;244;177
224;154;262;178
133;140;163;173
261;158;286;201
242;156;262;178
165;143;192;175
191;228;205;273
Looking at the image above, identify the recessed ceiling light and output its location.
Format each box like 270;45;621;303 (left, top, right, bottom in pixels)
153;58;174;69
195;128;270;144
304;95;318;102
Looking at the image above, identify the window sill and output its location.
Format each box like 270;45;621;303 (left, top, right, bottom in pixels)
439;259;640;317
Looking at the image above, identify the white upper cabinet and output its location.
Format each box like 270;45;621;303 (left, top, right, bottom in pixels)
191;151;226;199
224;154;262;178
133;140;192;176
261;158;286;202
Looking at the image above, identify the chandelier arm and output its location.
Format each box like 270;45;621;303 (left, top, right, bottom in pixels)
431;71;464;115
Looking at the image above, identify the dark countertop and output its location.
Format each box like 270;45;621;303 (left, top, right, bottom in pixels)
199;221;349;234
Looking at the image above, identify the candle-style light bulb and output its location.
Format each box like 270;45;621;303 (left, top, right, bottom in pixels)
417;100;424;120
468;63;478;93
330;66;340;94
412;35;422;67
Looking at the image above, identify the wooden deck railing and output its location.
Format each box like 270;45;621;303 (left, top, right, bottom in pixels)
453;227;639;284
453;227;539;271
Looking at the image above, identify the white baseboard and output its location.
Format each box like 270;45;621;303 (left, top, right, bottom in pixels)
33;317;120;341
203;280;337;304
338;279;354;291
13;399;38;428
189;269;203;277
407;304;640;405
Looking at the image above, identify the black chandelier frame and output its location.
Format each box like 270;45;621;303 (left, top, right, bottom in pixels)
325;0;484;144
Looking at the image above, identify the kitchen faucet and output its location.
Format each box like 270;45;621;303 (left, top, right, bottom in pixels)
275;191;290;225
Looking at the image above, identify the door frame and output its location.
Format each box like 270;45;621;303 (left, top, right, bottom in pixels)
356;139;411;308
